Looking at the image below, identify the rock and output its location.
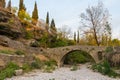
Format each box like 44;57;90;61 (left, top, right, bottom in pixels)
0;35;26;50
0;8;23;39
15;69;23;76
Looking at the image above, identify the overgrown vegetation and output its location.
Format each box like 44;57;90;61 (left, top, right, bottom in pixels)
0;49;25;55
91;60;120;78
64;51;94;65
105;46;114;53
0;62;19;80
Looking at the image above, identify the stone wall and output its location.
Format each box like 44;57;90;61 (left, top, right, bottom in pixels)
0;53;34;68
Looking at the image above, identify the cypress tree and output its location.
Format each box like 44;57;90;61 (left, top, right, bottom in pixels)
45;12;49;32
32;1;38;23
50;19;56;32
46;12;49;25
7;0;11;12
18;0;26;11
74;32;76;42
18;0;26;18
77;30;80;43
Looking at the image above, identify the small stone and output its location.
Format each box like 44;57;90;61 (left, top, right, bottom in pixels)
15;69;23;76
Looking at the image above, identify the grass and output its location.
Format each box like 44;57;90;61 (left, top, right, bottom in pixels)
0;49;25;55
0;62;20;80
0;50;14;54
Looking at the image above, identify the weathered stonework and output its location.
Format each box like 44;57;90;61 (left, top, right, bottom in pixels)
0;53;34;68
42;45;106;66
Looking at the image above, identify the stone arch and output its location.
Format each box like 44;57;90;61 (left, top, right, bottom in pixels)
60;50;95;66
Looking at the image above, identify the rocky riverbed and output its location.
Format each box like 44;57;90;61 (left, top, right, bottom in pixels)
6;64;120;80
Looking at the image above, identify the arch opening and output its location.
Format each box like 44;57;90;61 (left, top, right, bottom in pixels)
61;50;95;66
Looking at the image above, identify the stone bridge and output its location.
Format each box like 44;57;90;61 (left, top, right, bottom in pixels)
42;45;106;66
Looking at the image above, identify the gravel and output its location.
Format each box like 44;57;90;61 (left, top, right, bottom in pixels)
6;65;120;80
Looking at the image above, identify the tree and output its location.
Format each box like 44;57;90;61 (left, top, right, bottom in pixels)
18;0;26;18
80;1;109;46
32;1;38;24
74;32;76;42
58;25;71;39
18;0;26;11
50;19;57;35
77;30;80;44
7;0;11;12
45;12;49;32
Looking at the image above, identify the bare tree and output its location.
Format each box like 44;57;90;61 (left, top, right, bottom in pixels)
80;1;109;46
58;25;72;39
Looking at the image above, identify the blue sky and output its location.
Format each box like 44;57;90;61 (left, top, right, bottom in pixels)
6;0;120;39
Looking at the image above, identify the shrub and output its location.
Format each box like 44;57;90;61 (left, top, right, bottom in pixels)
30;41;40;47
64;51;94;65
22;64;32;72
24;31;34;39
105;46;114;53
31;58;43;69
0;62;19;80
43;60;57;73
15;50;25;55
91;60;119;77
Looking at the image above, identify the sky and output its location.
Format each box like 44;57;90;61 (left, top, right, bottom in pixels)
6;0;120;39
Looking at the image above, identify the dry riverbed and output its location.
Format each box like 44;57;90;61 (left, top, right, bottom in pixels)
6;64;120;80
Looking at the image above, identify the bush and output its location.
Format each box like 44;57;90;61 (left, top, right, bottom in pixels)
91;60;119;77
30;41;40;47
24;31;34;39
22;64;32;72
31;58;43;69
15;50;25;55
0;62;19;80
43;60;57;73
64;51;94;65
105;46;114;53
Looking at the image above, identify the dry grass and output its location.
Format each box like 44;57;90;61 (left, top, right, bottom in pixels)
34;54;48;61
0;45;15;52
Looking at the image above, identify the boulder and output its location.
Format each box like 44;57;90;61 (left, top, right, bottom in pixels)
0;8;23;39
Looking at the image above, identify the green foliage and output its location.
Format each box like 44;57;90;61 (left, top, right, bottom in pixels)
105;46;114;53
0;62;19;80
32;2;38;21
50;19;57;32
92;60;119;78
30;41;40;47
18;0;26;11
43;60;57;73
31;58;43;69
64;51;94;65
0;50;14;54
18;10;31;21
46;12;49;25
38;36;48;48
15;50;25;55
24;31;34;39
22;63;32;72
